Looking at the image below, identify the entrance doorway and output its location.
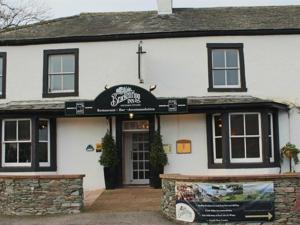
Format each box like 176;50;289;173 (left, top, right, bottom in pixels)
122;120;150;185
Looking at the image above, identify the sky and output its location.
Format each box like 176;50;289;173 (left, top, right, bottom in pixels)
37;0;300;18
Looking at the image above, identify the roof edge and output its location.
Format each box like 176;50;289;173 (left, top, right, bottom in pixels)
1;28;300;46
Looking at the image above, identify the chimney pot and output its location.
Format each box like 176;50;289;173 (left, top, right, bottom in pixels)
157;0;173;15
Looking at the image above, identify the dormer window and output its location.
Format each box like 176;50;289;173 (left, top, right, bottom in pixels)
43;49;79;98
207;43;247;92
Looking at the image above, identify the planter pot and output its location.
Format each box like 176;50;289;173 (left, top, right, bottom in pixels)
103;167;117;189
150;167;164;189
284;150;297;159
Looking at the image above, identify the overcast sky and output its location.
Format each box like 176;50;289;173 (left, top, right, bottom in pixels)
39;0;300;18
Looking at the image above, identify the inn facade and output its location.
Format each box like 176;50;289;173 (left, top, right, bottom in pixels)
0;1;299;191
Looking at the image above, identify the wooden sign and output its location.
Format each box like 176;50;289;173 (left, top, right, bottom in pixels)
176;139;192;154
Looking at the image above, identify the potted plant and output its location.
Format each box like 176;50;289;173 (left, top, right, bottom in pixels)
150;131;168;188
281;142;300;173
99;132;119;189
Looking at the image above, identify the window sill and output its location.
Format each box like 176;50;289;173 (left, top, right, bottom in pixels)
207;87;247;92
208;162;280;169
43;92;79;98
0;166;57;172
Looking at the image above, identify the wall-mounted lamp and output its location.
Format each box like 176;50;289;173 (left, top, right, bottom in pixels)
149;85;157;92
105;84;110;90
129;113;134;119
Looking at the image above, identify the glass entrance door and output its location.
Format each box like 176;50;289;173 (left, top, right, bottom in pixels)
123;120;150;185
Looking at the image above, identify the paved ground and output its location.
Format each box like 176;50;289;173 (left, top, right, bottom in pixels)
0;187;176;225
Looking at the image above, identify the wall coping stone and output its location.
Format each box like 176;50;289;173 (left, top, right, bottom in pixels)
160;173;300;182
0;174;85;180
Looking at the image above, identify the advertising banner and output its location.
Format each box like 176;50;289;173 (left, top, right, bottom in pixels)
175;182;274;223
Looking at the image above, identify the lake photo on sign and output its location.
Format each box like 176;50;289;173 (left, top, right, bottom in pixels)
175;182;274;223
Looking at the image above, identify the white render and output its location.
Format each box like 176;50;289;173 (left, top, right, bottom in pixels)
0;34;299;189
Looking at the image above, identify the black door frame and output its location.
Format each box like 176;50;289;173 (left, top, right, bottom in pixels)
115;114;155;187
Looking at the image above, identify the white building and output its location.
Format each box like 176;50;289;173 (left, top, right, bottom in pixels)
0;1;299;190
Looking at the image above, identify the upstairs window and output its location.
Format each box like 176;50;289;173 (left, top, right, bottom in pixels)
43;49;79;97
0;52;6;98
207;44;246;92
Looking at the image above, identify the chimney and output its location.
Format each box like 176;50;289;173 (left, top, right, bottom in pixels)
157;0;173;15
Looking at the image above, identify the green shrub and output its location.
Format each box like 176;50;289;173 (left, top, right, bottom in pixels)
150;131;168;170
99;132;119;168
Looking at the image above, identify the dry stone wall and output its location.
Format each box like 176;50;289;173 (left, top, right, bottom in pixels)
0;175;84;216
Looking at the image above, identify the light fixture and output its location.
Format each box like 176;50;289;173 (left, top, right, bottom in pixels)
129;113;134;119
149;84;157;92
105;84;110;90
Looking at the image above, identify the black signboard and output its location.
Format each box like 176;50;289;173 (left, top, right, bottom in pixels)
175;182;275;223
65;84;188;116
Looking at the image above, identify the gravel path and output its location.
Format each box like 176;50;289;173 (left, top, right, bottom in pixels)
0;211;176;225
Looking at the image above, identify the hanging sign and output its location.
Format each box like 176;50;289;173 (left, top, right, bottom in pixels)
65;85;187;116
175;181;275;223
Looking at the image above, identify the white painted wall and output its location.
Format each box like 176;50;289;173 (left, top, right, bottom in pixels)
0;35;300;105
56;117;108;190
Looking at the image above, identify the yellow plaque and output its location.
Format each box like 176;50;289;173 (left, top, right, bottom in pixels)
96;143;102;152
176;139;192;154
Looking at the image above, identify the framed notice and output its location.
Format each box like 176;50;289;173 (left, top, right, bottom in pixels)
163;144;172;154
176;139;191;154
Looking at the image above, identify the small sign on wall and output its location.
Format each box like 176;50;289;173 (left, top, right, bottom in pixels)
163;144;172;154
176;139;192;154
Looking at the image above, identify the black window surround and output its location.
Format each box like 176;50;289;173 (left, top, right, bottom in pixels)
206;109;280;169
0;116;57;172
43;48;79;98
0;52;7;99
207;43;247;92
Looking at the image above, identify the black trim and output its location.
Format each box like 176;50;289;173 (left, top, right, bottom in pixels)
207;109;280;169
207;43;247;92
0;116;57;172
43;49;79;98
0;52;7;99
1;29;300;46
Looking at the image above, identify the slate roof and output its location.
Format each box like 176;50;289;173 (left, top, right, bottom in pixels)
0;5;299;45
0;96;287;113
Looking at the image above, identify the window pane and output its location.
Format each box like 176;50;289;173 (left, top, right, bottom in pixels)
0;57;3;75
62;74;75;90
246;137;260;158
49;55;61;73
231;114;244;135
226;50;238;67
19;143;31;163
214;115;222;136
212;50;225;67
231;138;245;158
5;143;17;163
4;121;16;141
39;120;48;141
50;75;62;91
62;55;75;72
268;114;272;135
38;143;48;163
213;70;226;86
245;114;259;135
18;120;30;141
227;70;239;86
215;138;223;159
0;77;2;94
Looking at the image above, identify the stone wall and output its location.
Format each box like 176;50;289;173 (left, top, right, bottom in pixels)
160;174;300;225
0;175;84;216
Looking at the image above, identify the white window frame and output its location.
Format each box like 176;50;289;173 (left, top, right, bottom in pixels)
39;119;51;167
212;49;241;89
229;112;263;163
2;119;32;167
48;54;75;93
212;114;222;163
268;113;275;163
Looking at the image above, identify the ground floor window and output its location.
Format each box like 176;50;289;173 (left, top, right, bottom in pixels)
0;117;56;171
208;111;279;168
